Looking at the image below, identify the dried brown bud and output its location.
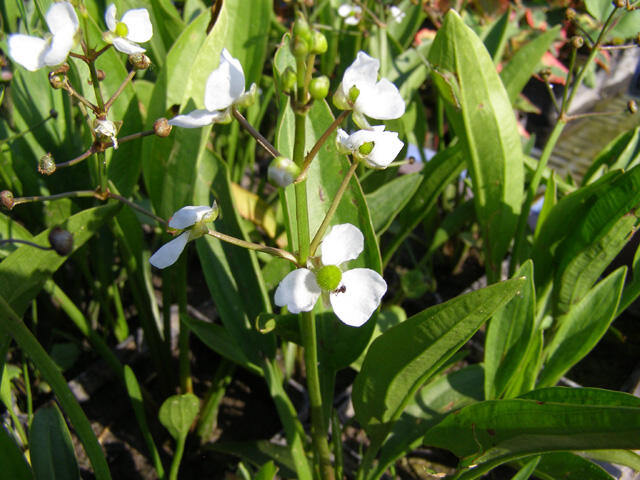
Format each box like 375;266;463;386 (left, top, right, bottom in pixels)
0;190;15;210
565;8;577;21
154;118;172;137
48;227;74;256
613;0;626;8
48;71;65;89
96;69;106;82
38;153;56;176
129;53;151;70
571;36;584;49
628;100;638;114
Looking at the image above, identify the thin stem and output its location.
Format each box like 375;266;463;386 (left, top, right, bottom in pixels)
94;43;113;59
104;70;136;113
206;229;298;264
543;79;561;115
55;148;95;169
84;48;106;113
12;190;97;206
0;110;57;147
0;238;53;252
560;47;578;114
294;113;311;263
106;191;168;225
297;110;350;183
309;160;359;256
97;151;107;192
168;435;187;480
231;108;281;158
565;109;628;121
62;80;100;114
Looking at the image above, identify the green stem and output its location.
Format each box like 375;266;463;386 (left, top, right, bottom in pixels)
176;259;192;394
86;55;106;113
97;151;107;193
309;160;358;256
168;435;187;480
232;107;281;158
294;112;311;263
196;360;234;441
206;229;298;264
104;70;136;113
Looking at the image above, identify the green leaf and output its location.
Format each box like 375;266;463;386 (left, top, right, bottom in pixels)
0;296;112;480
538;267;625;388
159;393;200;441
208;440;297;478
386;0;427;49
584;0;640;39
365;173;422;234
484;260;535;399
483;8;511;64
30;405;80;480
529;452;615;480
0;422;31;480
512;457;540;480
428;10;523;281
582;449;640;472
255;461;278;480
423;387;640;472
582;128;640;185
353;277;525;435
500;27;560;105
0;203;120;316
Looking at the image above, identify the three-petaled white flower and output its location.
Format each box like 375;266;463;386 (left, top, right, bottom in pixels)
390;6;406;23
338;4;363;25
336;126;404;168
149;204;218;269
274;224;386;327
104;4;153;54
334;51;405;129
169;49;257;128
8;2;78;72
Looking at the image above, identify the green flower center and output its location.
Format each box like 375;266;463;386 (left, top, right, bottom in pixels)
316;265;342;291
358;141;374;156
115;22;128;38
348;85;360;103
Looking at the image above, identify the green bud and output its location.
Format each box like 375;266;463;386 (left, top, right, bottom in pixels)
268;156;300;188
311;30;328;54
129;53;151;70
38;153;56;176
571;35;584;49
348;85;360;103
281;67;297;93
358;141;374;156
48;71;65;89
292;12;312;57
316;265;342;291
309;76;330;100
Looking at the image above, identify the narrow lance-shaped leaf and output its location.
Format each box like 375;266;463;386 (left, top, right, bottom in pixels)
30;405;80;480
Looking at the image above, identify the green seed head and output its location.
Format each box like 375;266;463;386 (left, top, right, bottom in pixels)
316;265;342;291
358;141;374;156
348;85;360;103
115;21;128;38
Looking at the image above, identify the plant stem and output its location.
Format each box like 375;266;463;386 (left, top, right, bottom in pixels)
104;70;136;113
176;259;192;394
206;229;298;264
168;435;187;480
232;107;282;158
309;160;358;256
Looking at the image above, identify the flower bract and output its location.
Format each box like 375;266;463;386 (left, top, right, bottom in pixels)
169;49;257;128
334;51;405;129
149;204;218;269
336;126;404;168
274;224;386;327
104;4;153;54
8;2;79;72
338;4;362;25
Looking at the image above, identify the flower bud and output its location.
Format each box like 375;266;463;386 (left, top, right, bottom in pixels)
539;68;552;81
281;67;297;94
311;30;328;55
48;71;65;89
154;117;172;137
613;0;626;8
129;53;151;70
48;227;74;256
0;190;15;210
96;69;106;82
38;153;56;176
291;13;312;57
571;35;584;49
268;156;300;188
50;109;58;119
309;75;330;100
628;100;638;114
565;8;576;21
348;85;360;103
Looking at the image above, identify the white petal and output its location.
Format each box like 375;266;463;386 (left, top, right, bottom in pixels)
169;205;214;229
336;129;352;154
112;37;145;54
344;15;361;25
355;78;405;120
320;223;364;266
168;109;224;128
149;232;189;269
330;268;387;327
338;4;353;17
8;34;47;71
204;49;246;112
274;269;321;314
347;128;404;168
390;6;405;23
105;4;117;32
342;51;379;97
44;32;74;66
121;8;153;42
46;2;78;36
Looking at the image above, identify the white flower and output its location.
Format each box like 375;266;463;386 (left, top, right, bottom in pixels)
390;6;405;23
338;4;363;25
104;4;153;54
149;204;218;269
94;119;118;149
334;51;405;129
169;49;257;128
274;224;386;327
8;2;78;72
336;126;404;168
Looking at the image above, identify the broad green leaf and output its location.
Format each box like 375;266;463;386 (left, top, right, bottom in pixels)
382;141;465;266
159;393;200;441
554;165;640;313
583;450;640;472
500;27;560;105
484;260;535;399
255;461;278;480
365;173;422;234
0;296;112;480
618;237;640;315
30;405;80;480
528;452;615;480
428;10;523;281
582;128;640;185
369;365;484;480
423;387;640;471
538;267;625;388
0;203;120;316
353;277;525;435
534;172;558;240
0;422;31;480
584;0;640;40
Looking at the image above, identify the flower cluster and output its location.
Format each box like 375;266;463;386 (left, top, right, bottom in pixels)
275;224;387;327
